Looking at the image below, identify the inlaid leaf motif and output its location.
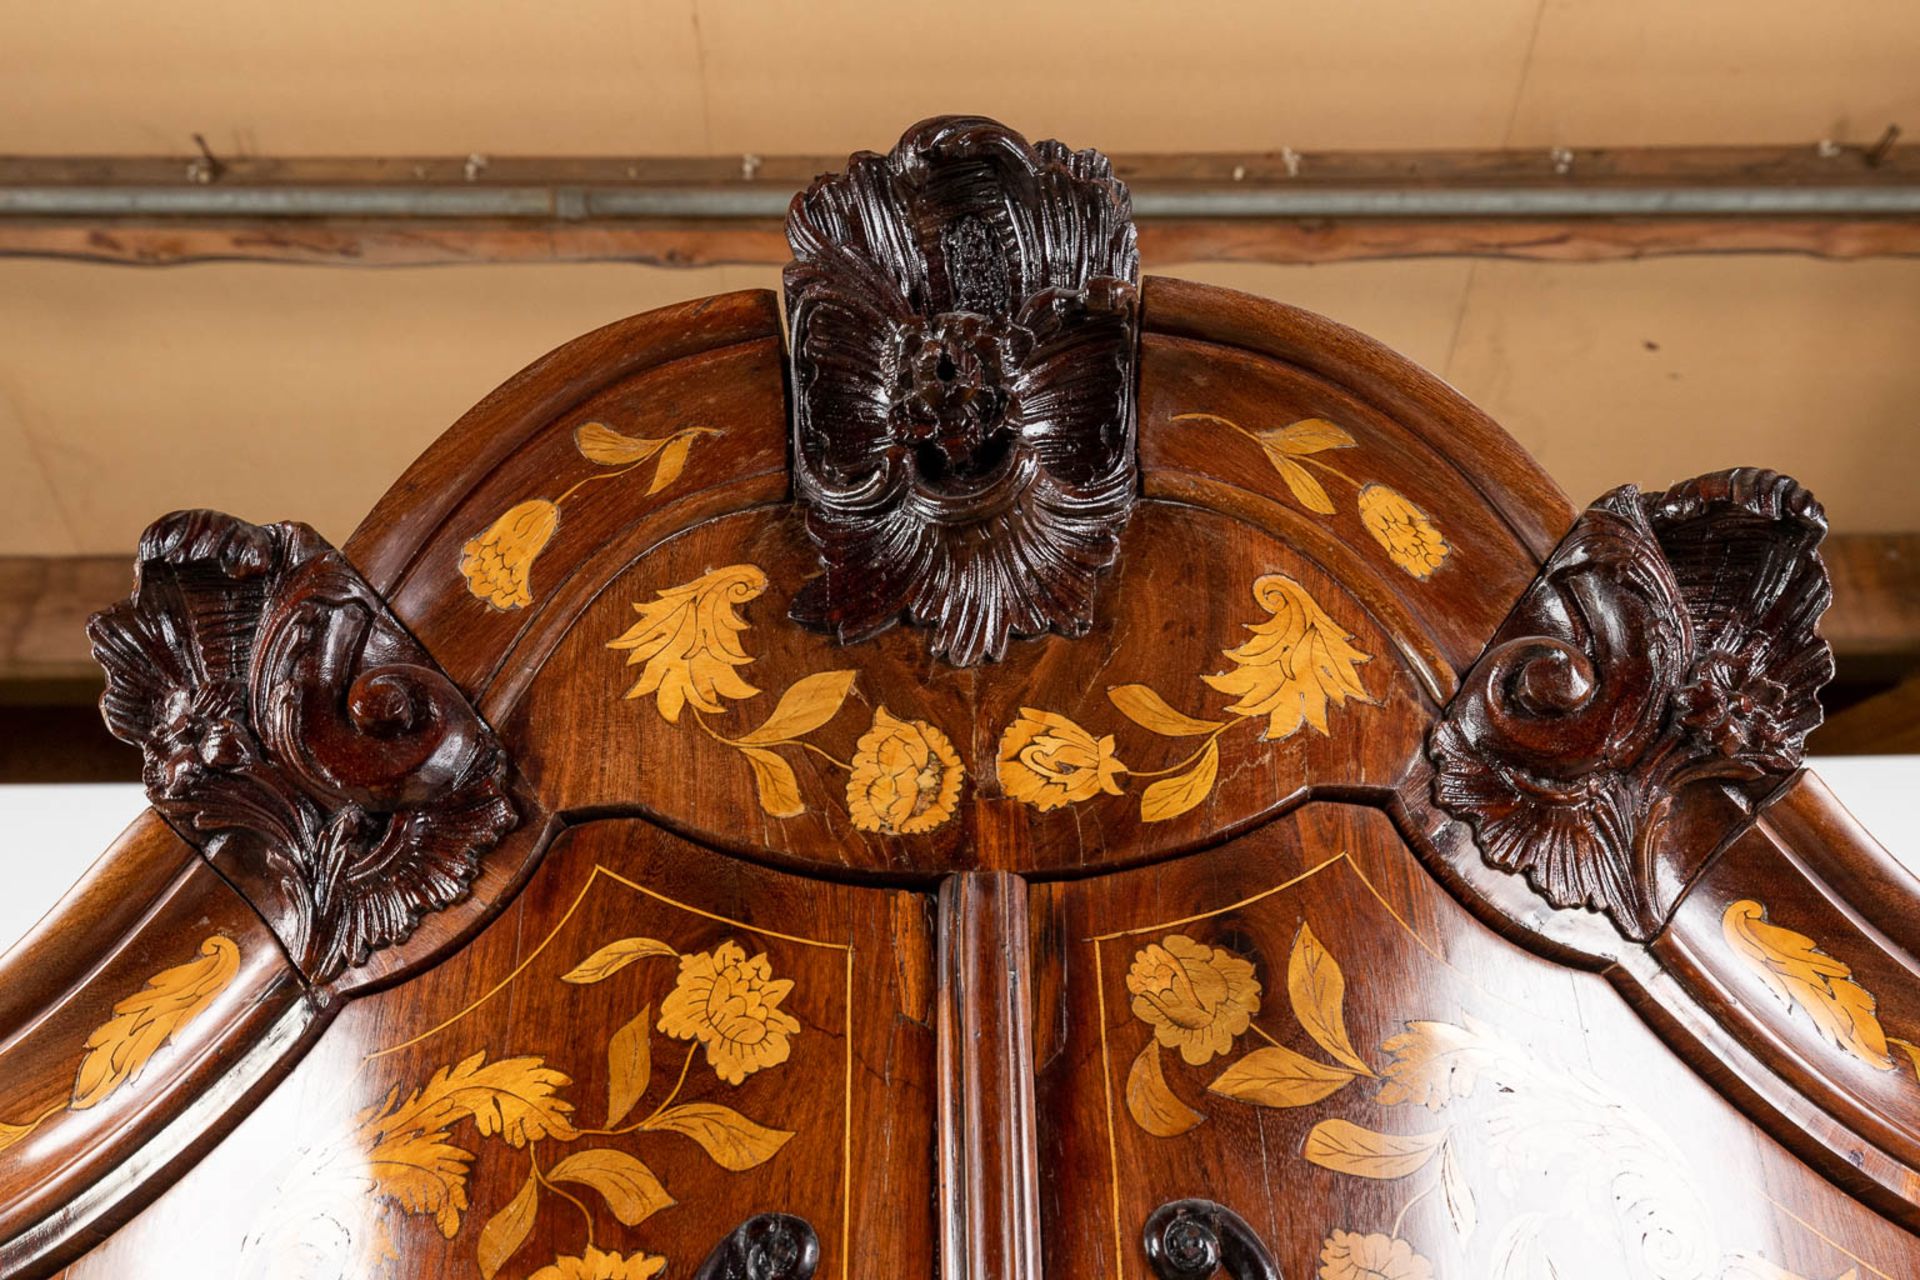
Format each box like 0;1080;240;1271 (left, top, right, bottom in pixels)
461;499;561;610
423;1052;579;1147
605;1005;653;1127
647;432;700;494
1301;1118;1446;1179
1890;1036;1920;1084
1139;739;1219;823
1439;1136;1476;1244
1721;899;1894;1070
1264;454;1335;515
1108;684;1227;737
363;1123;474;1238
644;1102;795;1171
0;1117;45;1152
547;1149;675;1226
576;423;671;466
477;1168;539;1279
1260;418;1357;457
1376;1019;1500;1111
607;564;766;723
70;935;240;1111
1202;574;1371;742
733;670;858;745
1287;924;1371;1076
1125;1042;1205;1137
1208;1043;1356;1108
739;746;805;818
562;938;678;985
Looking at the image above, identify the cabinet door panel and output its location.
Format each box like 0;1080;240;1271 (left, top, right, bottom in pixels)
65;820;936;1280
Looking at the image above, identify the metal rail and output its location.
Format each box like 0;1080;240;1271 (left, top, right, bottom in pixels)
5;183;1920;220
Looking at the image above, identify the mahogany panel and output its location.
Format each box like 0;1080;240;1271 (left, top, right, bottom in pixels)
498;501;1431;877
1034;800;1920;1280
61;817;936;1280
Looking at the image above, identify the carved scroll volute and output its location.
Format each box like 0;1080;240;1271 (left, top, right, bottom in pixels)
784;115;1141;666
1429;469;1833;941
88;510;517;984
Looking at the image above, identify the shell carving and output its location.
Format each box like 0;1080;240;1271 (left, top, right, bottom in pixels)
784;115;1140;666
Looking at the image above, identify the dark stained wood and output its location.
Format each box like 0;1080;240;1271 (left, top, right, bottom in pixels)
6;115;1920;1280
785;117;1140;666
1430;469;1832;940
937;871;1042;1280
89;509;519;984
1815;674;1920;753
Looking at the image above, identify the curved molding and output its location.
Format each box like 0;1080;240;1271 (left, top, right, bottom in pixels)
785;115;1140;666
89;509;518;983
1429;469;1831;940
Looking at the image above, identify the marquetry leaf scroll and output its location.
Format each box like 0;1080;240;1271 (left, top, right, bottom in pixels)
1429;469;1833;940
610;564;962;832
1722;899;1897;1071
89;510;518;982
1172;412;1451;579
785;115;1141;665
0;935;240;1155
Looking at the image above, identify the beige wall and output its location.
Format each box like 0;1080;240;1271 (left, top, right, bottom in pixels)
2;255;1915;555
1;1;1916;553
3;0;1917;155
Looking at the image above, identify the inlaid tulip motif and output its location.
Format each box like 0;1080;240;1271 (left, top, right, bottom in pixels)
460;420;718;610
1171;412;1451;581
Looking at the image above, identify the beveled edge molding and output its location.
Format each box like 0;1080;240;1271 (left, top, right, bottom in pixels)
88;509;519;984
784;115;1141;667
1428;468;1832;941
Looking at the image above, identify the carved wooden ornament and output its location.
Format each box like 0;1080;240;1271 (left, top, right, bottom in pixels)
88;510;517;982
1429;469;1833;940
784;115;1141;666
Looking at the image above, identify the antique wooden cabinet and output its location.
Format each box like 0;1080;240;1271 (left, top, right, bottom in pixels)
2;118;1916;1280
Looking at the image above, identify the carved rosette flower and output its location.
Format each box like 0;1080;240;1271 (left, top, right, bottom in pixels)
997;707;1127;811
846;707;964;834
1126;935;1262;1066
785;115;1140;666
658;940;803;1085
1429;469;1833;940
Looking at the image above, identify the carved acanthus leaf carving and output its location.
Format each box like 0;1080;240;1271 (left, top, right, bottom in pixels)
784;115;1140;666
89;510;517;983
1429;469;1832;941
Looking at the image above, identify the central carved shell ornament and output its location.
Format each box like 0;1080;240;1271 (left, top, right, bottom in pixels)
784;115;1141;666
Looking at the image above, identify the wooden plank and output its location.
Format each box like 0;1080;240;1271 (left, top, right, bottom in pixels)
1823;533;1920;664
6;216;1920;268
4;145;1919;266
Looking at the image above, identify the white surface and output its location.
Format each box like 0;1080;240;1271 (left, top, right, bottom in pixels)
0;759;1915;955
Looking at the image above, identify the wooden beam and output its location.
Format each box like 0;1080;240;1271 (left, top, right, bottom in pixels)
5;216;1918;268
4;144;1918;267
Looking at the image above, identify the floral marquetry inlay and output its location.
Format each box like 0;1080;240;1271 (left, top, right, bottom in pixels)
606;564;962;834
0;936;239;1155
460;420;718;610
1171;413;1451;580
995;571;1375;823
280;873;843;1280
